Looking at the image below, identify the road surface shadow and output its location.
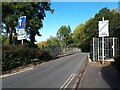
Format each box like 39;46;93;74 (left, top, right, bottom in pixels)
101;63;120;88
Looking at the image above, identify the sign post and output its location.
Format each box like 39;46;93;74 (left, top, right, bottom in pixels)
93;37;95;61
17;16;26;44
112;37;115;57
99;17;109;65
98;38;99;61
102;37;104;65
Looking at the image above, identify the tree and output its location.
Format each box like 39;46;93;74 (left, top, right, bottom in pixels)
72;7;120;52
2;2;54;45
47;36;59;47
110;9;120;39
38;41;48;49
57;25;71;46
2;35;9;45
2;3;17;44
72;24;85;47
83;8;120;51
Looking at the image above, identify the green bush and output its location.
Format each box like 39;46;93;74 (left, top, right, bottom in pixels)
2;44;52;73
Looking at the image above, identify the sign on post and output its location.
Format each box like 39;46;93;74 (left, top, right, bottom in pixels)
17;16;26;41
18;16;26;29
98;17;109;65
99;18;109;37
17;29;26;40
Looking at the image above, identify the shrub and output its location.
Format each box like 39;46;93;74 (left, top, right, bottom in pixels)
2;44;53;73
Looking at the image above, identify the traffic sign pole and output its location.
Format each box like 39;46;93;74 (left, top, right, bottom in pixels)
102;37;104;65
98;17;109;65
98;38;99;61
22;40;23;44
93;37;95;61
102;17;104;65
113;37;115;57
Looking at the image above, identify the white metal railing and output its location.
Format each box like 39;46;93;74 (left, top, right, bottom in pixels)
92;37;119;61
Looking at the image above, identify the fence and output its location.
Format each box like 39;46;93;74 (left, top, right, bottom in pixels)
44;46;81;57
93;37;119;61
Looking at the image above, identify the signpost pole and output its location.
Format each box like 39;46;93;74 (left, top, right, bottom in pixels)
98;38;99;61
113;37;115;57
102;17;104;65
93;37;95;61
102;37;104;65
102;17;104;22
98;17;109;65
22;40;23;44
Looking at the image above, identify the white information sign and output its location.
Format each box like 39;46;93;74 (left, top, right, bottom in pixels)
99;20;109;37
17;29;26;40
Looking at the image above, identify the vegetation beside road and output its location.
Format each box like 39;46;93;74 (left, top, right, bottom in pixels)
38;8;120;52
1;2;120;74
2;44;53;74
2;2;54;74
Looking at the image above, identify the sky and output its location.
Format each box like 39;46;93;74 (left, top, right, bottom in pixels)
35;2;119;43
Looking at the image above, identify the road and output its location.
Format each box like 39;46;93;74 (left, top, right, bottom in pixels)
2;53;87;88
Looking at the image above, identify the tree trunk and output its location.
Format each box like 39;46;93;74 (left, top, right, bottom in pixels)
9;27;13;45
30;35;35;44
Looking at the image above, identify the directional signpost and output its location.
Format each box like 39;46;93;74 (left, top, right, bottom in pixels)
17;16;26;44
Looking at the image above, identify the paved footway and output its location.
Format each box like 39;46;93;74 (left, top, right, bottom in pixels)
79;62;120;88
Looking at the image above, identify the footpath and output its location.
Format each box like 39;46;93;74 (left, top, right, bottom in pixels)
78;61;120;88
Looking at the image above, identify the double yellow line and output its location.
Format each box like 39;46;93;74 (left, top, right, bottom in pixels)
60;74;76;90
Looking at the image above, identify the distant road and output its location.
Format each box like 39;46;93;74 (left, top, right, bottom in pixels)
2;53;87;88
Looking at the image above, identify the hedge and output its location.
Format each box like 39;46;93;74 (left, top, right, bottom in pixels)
2;44;53;73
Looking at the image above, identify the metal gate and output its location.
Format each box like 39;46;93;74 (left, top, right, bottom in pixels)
93;37;119;61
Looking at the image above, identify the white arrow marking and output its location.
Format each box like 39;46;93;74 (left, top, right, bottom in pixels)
19;19;22;26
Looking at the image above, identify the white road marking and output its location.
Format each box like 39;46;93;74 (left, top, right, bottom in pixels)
64;74;76;88
60;74;76;89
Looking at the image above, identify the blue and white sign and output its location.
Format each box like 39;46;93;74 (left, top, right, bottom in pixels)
17;16;26;40
18;16;26;29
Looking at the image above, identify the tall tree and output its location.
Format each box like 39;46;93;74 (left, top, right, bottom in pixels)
2;2;54;45
47;36;59;47
38;41;48;49
57;25;71;46
72;7;120;52
72;24;85;47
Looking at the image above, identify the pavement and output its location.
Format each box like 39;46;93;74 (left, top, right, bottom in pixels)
79;61;120;88
2;53;88;88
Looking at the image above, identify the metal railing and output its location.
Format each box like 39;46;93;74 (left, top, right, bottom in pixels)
92;37;119;61
44;46;81;57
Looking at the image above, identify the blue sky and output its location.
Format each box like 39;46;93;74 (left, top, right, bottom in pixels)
35;2;118;43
